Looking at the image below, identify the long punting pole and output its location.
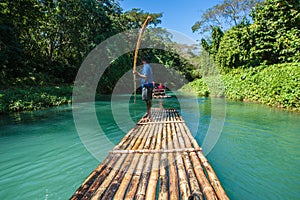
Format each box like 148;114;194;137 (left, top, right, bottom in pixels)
133;16;152;104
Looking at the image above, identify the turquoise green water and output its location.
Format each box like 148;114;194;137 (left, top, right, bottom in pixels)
205;101;300;200
0;96;299;199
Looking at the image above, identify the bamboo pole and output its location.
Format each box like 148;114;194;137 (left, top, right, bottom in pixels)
178;122;219;200
113;127;137;150
133;109;161;200
190;152;218;200
197;151;229;200
100;162;129;199
125;110;160;199
112;124;144;153
91;121;146;200
170;112;191;199
125;154;147;199
125;124;157;199
167;122;179;200
182;153;204;200
83;153;122;199
69;155;112;200
133;16;152;104
90;131;145;199
81;148;136;200
110;148;201;154
136;158;154;200
182;124;229;200
172;109;220;200
138;120;185;125
90;154;127;199
70;125;143;199
113;121;151;199
84;127;143;198
135;123;158;200
145;122;163;199
103;122;150;199
158;117;169;200
175;122;204;200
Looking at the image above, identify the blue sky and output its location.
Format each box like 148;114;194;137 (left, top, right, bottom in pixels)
119;0;221;43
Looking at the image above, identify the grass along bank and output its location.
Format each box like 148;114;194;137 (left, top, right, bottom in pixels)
181;63;300;112
0;86;72;114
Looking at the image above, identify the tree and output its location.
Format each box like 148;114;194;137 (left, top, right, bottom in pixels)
37;0;122;82
0;0;125;85
216;25;253;71
192;0;264;35
0;12;22;85
250;0;300;64
208;0;300;71
200;26;224;59
0;0;196;94
0;0;42;85
116;8;162;30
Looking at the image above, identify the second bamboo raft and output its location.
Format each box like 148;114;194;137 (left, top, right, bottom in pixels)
70;108;229;200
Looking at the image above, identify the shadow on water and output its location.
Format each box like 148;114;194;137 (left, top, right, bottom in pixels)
0;104;73;129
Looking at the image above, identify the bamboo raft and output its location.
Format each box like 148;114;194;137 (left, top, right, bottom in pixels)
152;89;172;99
70;108;229;200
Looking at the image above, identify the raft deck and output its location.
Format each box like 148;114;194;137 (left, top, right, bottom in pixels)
152;88;172;99
70;108;229;200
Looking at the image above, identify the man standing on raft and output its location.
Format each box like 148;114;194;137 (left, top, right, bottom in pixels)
133;57;153;120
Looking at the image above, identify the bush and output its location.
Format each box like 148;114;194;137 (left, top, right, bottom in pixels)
184;63;300;111
223;63;300;111
180;78;210;97
0;86;72;113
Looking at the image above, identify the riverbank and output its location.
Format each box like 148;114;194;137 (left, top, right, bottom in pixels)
181;63;300;112
0;86;72;114
1;63;299;114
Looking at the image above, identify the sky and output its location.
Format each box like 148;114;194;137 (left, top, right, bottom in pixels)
119;0;221;43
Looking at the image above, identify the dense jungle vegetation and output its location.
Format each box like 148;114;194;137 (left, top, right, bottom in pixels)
0;0;299;113
0;0;194;112
184;0;300;111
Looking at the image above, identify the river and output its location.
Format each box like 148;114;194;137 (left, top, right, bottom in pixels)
0;96;299;199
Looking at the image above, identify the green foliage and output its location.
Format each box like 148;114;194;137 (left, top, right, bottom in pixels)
154;49;196;82
201;26;224;59
185;63;300;111
250;0;300;65
216;25;254;70
0;86;72;113
187;0;300;111
180;79;209;97
181;50;225;97
180;76;225;97
96;26;196;94
208;0;300;71
223;63;300;111
0;0;164;88
0;0;119;86
0;1;36;83
210;27;224;56
1;0;196;113
190;0;300;111
201;38;210;53
117;9;162;30
201;26;224;62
